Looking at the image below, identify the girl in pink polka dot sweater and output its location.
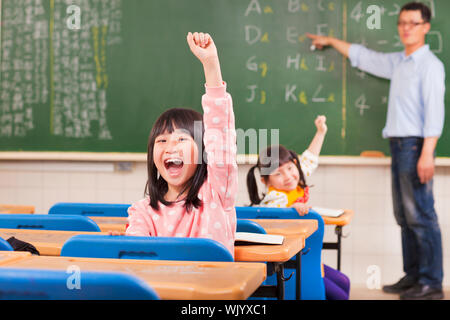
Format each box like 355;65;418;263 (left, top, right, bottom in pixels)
125;32;237;257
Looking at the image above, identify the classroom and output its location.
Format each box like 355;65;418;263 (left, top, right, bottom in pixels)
0;0;449;302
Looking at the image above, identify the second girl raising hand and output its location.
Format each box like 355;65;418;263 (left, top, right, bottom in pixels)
247;115;327;216
123;32;238;257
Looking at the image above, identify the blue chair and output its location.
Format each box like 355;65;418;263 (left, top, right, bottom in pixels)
236;219;266;234
0;268;159;300
236;206;326;300
49;202;130;217
0;214;100;232
61;234;234;262
0;237;13;251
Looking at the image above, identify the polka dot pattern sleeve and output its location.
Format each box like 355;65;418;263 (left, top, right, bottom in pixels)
201;82;237;212
299;149;319;178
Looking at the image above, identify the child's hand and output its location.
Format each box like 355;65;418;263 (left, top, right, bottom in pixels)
290;202;310;216
187;32;219;66
187;32;223;87
314;115;327;134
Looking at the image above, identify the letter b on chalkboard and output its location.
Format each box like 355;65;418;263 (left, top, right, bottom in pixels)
67;5;81;30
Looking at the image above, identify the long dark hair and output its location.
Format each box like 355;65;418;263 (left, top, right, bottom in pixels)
246;145;307;206
146;108;207;212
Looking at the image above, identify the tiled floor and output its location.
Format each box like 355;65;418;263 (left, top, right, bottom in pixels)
350;286;450;300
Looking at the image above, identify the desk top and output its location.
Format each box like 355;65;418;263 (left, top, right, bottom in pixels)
0;255;266;300
0;228;108;256
0;204;35;214
90;216;127;233
321;209;354;227
0;251;32;265
250;219;317;237
91;218;313;263
234;234;304;263
0;228;305;264
91;217;319;237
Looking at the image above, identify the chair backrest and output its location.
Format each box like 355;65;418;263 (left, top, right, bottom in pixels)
61;234;234;262
236;206;326;300
236;219;266;234
49;202;130;217
0;268;159;300
0;237;13;251
0;214;100;232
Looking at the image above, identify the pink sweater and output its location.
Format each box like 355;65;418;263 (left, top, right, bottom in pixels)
126;83;237;257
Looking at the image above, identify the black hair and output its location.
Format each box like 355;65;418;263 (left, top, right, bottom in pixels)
145;108;207;212
400;2;431;23
246;145;307;206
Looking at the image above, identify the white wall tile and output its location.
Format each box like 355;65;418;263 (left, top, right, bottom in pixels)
43;171;68;188
96;172;126;190
380;255;404;286
324;166;354;195
354;166;387;195
354;194;385;225
42;187;70;213
68;172;97;189
17;171;43;187
0;171;16;187
95;188;125;204
0;186;17;204
352;225;385;255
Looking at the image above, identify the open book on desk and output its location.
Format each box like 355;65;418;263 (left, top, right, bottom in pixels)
311;207;344;218
235;232;284;245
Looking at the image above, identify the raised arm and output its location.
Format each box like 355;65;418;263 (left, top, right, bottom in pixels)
187;32;237;209
307;115;327;156
306;33;399;80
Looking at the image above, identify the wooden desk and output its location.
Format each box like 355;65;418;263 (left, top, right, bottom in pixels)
90;217;319;237
0;229;108;256
0;227;305;300
90;216;127;233
234;234;304;263
322;209;354;227
321;209;354;271
0;255;266;300
250;219;317;237
0;251;32;265
235;234;305;300
0;204;35;214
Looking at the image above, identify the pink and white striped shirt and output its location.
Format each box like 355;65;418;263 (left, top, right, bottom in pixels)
126;83;237;257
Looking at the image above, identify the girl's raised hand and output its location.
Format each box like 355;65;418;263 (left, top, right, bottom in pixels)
187;32;218;65
187;32;223;87
314;115;327;134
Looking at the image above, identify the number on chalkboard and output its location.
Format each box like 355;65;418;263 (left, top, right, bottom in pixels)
355;94;370;116
350;1;364;23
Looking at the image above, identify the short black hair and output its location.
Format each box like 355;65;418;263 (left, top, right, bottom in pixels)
400;2;431;23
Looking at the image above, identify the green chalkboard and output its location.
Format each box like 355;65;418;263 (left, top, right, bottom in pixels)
0;0;449;156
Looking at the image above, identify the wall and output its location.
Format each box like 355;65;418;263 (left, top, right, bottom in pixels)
1;159;449;288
